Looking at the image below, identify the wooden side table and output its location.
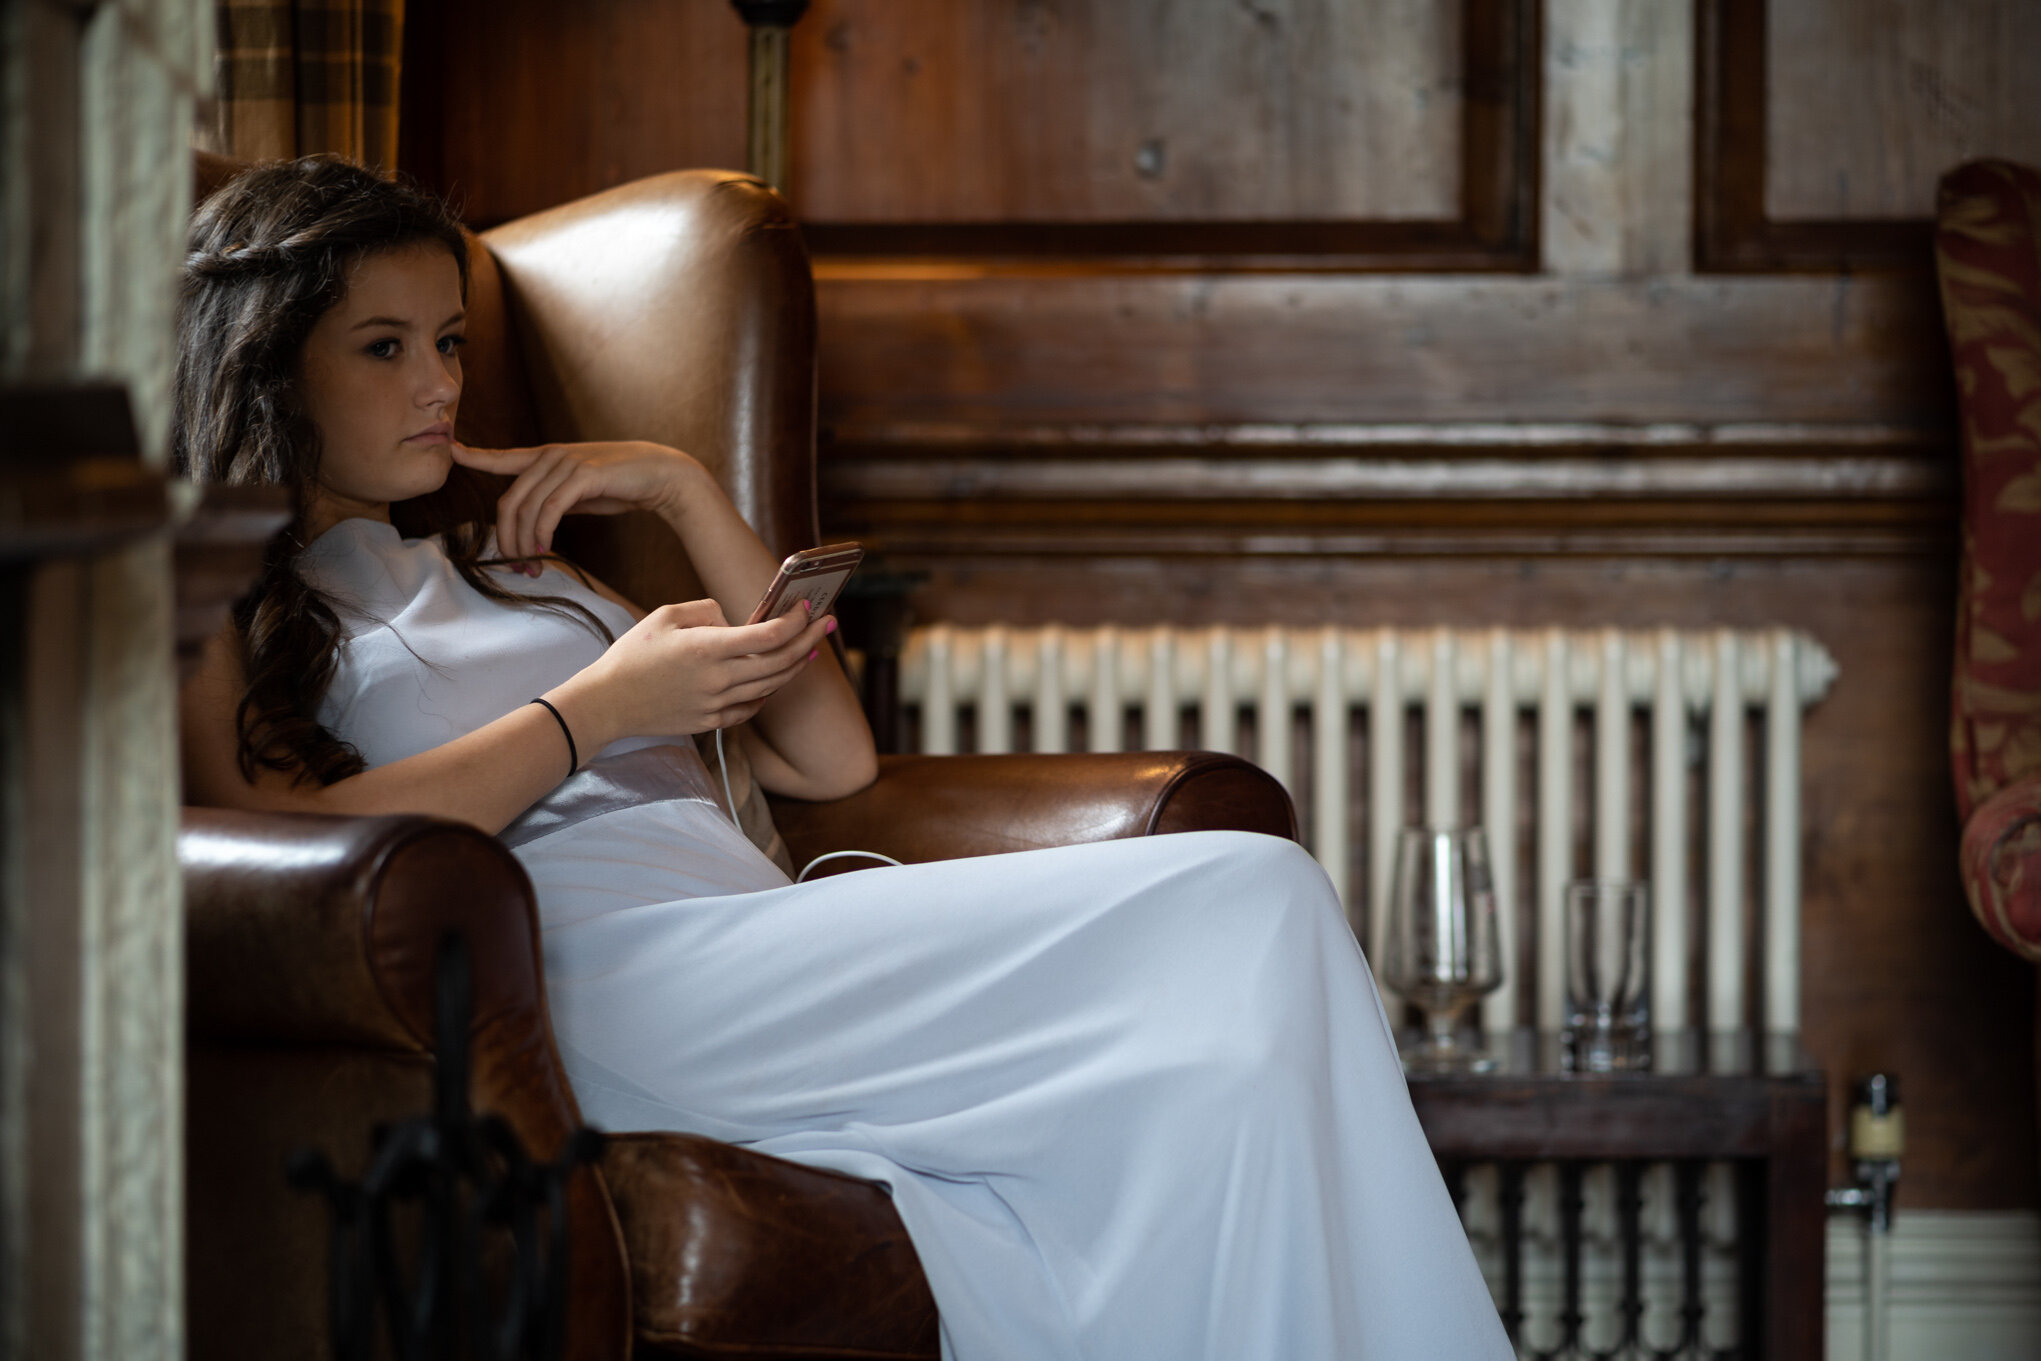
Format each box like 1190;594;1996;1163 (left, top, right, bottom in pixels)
1407;1032;1826;1360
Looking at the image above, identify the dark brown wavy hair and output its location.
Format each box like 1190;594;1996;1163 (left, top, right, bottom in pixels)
174;155;608;786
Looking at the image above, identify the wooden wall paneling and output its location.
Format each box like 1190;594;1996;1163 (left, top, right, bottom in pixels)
403;0;1541;269
793;0;1461;223
1459;0;1541;261
1542;0;1694;278
799;0;1540;270
823;495;1955;563
1694;0;1989;273
1766;0;2041;222
812;269;1953;448
822;425;1958;564
400;0;750;228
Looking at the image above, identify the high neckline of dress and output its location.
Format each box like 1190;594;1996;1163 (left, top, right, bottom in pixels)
301;515;408;560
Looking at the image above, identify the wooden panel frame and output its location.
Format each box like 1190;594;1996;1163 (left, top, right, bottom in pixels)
1694;0;1932;273
803;0;1542;272
819;422;1957;560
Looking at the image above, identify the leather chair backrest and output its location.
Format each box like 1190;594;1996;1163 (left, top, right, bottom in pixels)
483;171;822;610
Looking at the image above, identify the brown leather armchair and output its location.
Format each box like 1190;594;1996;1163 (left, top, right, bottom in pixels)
181;165;1298;1360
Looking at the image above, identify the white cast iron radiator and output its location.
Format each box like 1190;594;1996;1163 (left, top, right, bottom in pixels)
899;624;1840;1354
898;624;1837;1036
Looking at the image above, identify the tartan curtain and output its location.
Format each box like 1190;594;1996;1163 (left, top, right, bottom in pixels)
199;0;405;168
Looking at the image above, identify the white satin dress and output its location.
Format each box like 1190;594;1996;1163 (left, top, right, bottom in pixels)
300;517;1512;1361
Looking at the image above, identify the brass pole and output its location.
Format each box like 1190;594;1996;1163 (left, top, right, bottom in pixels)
730;1;810;191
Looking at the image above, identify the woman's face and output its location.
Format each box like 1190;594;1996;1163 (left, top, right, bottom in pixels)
296;241;465;537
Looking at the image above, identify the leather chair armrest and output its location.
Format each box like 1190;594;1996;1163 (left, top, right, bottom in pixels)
1960;775;2041;963
769;750;1298;870
181;806;633;1361
181;806;543;1047
602;1133;938;1360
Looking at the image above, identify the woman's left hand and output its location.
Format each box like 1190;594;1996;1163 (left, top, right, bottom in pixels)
450;440;701;563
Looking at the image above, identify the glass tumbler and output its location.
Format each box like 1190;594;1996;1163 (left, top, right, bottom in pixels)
1561;879;1652;1071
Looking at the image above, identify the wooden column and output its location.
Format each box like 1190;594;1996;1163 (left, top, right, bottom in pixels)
0;389;174;1361
731;0;810;190
2;1;215;1356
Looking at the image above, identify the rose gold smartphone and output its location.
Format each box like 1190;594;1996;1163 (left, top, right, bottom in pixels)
744;542;864;625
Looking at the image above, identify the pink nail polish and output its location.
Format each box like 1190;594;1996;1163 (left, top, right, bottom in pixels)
807;648;818;661
801;599;813;612
823;617;838;634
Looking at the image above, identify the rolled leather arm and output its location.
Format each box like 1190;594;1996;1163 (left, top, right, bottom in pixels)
769;750;1298;870
181;807;632;1361
1960;774;2041;963
182;806;544;1047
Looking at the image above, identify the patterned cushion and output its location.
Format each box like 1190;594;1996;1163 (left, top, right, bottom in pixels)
1960;776;2041;961
1936;160;2041;823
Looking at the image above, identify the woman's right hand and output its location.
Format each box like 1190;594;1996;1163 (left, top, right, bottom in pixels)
546;598;833;750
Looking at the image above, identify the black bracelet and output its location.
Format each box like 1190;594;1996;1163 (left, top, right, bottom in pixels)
530;697;578;777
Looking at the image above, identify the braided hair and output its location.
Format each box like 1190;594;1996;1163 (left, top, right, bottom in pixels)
175;155;609;786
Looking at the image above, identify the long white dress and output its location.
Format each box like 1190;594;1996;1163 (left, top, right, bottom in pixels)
300;517;1513;1361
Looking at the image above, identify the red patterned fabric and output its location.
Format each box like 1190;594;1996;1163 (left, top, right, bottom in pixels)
1938;159;2041;957
1960;777;2041;963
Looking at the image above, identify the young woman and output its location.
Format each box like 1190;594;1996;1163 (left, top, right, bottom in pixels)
176;156;1512;1361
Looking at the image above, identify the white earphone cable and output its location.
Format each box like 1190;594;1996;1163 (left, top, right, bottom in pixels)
713;726;740;824
796;849;905;882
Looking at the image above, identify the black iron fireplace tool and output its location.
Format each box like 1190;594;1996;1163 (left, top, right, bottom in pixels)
289;932;605;1361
